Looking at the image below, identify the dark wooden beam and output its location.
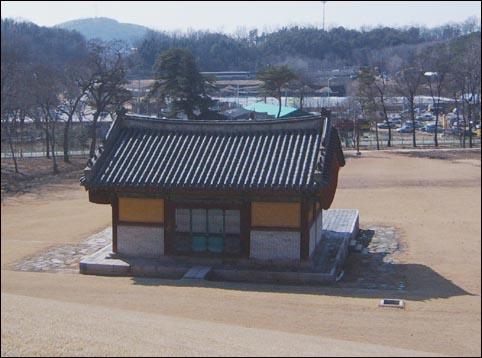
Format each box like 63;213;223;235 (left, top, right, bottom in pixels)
89;190;111;204
117;221;164;227
251;226;301;231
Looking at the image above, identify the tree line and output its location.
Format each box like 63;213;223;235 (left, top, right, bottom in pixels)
1;19;131;174
353;31;480;149
132;17;480;75
1;18;481;176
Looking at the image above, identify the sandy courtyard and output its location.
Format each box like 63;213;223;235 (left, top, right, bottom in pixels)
1;149;481;357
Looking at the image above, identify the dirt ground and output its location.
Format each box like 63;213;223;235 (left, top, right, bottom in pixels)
1;149;481;357
1;156;88;201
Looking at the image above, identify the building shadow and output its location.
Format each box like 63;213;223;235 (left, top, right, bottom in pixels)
130;260;476;302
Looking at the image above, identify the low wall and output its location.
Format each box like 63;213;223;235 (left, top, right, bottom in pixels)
210;268;336;285
322;209;359;278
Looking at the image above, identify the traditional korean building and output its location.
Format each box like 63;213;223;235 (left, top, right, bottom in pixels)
80;111;345;263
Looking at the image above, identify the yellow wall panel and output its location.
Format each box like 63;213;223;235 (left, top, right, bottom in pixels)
251;202;300;228
308;203;313;222
119;197;164;223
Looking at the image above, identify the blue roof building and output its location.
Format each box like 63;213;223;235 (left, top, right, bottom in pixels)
244;103;311;119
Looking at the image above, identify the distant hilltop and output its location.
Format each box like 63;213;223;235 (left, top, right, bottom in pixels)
55;17;150;45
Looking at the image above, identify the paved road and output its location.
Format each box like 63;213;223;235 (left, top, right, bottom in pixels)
1;150;89;158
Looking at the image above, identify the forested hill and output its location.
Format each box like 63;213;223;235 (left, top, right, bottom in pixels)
134;19;480;73
55;17;150;45
3;16;480;76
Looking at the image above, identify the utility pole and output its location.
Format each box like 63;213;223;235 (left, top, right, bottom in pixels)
322;1;327;31
327;77;334;107
355;116;361;155
137;78;141;114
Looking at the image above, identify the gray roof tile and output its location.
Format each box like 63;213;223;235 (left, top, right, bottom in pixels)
81;114;344;191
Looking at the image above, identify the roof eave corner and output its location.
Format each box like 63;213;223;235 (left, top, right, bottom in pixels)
313;170;323;186
332;127;346;167
80;167;93;190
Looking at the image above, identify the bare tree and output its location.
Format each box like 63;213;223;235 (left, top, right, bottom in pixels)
289;68;316;110
448;33;481;148
84;40;131;157
2;58;37;172
31;64;63;174
421;45;450;147
394;62;425;148
1;24;24;172
1;112;19;173
356;66;380;149
459;37;481;148
57;64;90;162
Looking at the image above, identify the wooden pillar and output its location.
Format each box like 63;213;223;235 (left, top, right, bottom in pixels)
312;201;317;226
111;196;118;253
300;197;310;260
241;199;251;258
163;198;175;255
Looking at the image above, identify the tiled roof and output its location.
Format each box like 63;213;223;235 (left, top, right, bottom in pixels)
81;114;344;192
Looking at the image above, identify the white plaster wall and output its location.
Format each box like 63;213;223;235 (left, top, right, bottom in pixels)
309;223;316;256
117;225;164;258
316;211;323;244
250;230;300;261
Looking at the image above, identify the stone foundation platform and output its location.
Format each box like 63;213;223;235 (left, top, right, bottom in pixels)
80;209;359;285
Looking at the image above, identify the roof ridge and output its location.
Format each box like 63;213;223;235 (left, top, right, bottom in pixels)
121;113;324;134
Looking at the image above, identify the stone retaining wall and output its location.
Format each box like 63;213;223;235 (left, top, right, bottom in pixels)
322;209;359;278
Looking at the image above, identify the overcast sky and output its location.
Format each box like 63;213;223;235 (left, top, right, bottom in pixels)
1;1;481;34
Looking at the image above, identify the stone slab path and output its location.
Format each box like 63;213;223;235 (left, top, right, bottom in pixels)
10;225;406;291
11;228;111;273
339;225;407;291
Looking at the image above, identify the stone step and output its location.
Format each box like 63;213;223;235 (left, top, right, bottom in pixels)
182;266;212;280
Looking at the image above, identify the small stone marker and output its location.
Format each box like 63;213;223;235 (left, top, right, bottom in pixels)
379;299;405;308
183;266;212;280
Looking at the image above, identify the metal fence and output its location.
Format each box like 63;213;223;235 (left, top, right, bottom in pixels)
339;130;481;150
2;126;480;159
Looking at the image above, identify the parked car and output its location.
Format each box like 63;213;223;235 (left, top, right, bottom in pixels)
389;117;402;125
377;120;397;129
452;119;466;127
417;113;434;121
421;124;444;133
399;120;423;129
397;125;415;133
